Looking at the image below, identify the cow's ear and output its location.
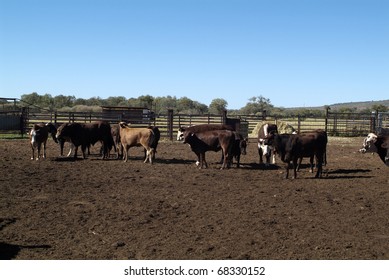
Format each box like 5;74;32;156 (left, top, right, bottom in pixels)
381;142;389;149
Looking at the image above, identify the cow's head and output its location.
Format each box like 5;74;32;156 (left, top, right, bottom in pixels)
359;133;378;153
45;122;58;143
177;127;186;141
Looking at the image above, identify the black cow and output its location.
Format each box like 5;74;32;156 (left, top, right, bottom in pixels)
283;130;328;179
257;123;278;166
230;132;247;168
182;129;235;169
56;121;114;159
359;133;389;167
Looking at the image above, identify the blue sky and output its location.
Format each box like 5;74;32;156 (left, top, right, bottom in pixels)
1;0;388;109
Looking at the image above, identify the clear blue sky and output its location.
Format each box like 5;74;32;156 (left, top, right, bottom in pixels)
1;0;388;109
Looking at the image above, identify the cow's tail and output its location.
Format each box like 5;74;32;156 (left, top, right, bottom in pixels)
148;130;156;153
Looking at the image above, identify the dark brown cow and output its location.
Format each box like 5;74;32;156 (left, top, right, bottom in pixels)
146;126;160;161
56;121;114;159
283;130;328;179
177;124;234;141
257;123;278;166
118;122;155;164
182;129;235;169
29;123;58;160
228;132;247;168
359;133;389;167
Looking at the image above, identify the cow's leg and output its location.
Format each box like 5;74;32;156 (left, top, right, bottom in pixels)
309;155;314;173
315;154;323;178
235;154;240;168
123;144;129;162
42;140;47;159
258;148;263;164
271;153;276;164
67;143;74;157
73;146;79;159
292;158;298;179
31;144;35;160
199;152;207;169
285;162;290;179
266;154;271;166
143;148;154;164
220;149;228;170
81;144;87;159
37;143;42;160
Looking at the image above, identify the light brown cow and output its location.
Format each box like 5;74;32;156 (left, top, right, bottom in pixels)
118;122;155;164
29;123;58;160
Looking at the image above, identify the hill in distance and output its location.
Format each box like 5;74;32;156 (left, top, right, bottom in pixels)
284;99;389;111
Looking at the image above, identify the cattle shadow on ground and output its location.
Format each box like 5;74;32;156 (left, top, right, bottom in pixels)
0;218;51;259
158;158;196;165
0;242;51;260
52;157;82;162
319;168;373;179
237;163;281;170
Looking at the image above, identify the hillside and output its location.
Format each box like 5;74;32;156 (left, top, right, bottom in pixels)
285;99;389;111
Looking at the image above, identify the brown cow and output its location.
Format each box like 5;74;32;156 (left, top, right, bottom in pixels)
29;123;58;160
359;133;389;167
182;129;235;169
118;122;155;164
177;124;234;141
283;130;328;179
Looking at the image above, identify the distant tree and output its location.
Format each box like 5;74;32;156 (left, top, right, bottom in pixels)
371;104;388;113
240;95;273;115
138;95;154;108
105;96;127;106
209;98;228;114
193;101;208;114
20;92;42;106
53;95;75;108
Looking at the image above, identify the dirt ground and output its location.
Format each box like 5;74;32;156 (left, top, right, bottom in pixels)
1;136;388;260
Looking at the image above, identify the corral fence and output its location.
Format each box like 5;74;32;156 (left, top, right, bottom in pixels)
1;102;388;139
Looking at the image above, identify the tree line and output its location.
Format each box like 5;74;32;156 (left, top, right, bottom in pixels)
15;92;389;117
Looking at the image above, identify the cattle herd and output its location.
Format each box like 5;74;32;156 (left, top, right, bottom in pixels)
29;121;389;178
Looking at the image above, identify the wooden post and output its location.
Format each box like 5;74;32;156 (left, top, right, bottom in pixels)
222;110;227;125
168;109;174;141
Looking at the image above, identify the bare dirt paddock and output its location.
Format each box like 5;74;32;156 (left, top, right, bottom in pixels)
1;137;388;260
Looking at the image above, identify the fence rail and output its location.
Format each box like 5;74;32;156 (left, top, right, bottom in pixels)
1;108;389;138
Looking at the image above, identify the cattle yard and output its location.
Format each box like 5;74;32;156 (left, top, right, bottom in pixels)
1;136;389;260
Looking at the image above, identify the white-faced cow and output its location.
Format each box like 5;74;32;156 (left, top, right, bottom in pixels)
56;121;114;159
29;123;58;160
118;122;155;164
283;130;328;179
359;133;389;167
257;123;278;166
182;129;235;169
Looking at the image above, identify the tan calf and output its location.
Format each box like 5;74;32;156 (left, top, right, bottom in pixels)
119;122;155;164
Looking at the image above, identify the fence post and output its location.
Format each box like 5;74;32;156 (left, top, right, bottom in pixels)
297;115;301;133
222;110;227;124
325;107;330;133
370;111;376;133
168;109;174;141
